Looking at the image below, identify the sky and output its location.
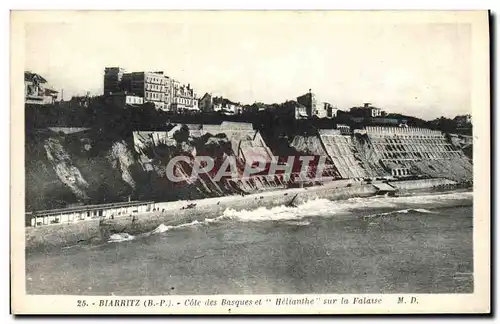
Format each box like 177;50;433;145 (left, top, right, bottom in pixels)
24;12;472;120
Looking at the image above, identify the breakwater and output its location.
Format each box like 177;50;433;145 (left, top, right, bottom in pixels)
25;178;466;252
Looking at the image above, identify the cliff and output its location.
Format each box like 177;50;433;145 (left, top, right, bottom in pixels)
26;123;287;211
25;123;473;212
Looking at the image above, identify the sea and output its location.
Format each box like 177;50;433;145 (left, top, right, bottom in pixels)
26;190;473;295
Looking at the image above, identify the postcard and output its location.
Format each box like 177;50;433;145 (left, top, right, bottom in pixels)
10;10;490;314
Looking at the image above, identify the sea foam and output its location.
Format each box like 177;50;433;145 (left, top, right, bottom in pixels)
108;233;135;243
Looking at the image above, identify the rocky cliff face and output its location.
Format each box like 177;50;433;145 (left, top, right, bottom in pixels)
26;129;136;210
25;125;474;212
43;137;90;200
26;126;279;211
107;141;136;190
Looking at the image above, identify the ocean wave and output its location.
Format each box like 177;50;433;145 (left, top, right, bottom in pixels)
221;198;354;222
284;220;311;226
110;219;213;242
220;191;469;223
108;233;135;243
219;193;460;221
364;208;436;220
384;191;472;204
413;208;436;213
109;191;472;240
148;217;227;236
150;224;173;234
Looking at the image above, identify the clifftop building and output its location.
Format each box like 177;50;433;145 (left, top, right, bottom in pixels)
121;71;169;110
296;90;337;118
297;90;317;117
276;101;308;120
172;83;199;113
103;67;198;112
323;102;338;118
106;92;144;107
199;93;241;115
103;67;125;96
350;103;383;118
24;71;59;105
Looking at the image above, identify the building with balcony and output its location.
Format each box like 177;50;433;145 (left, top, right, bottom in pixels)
163;78;179;111
104;67;169;110
103;67;201;113
171;83;199;113
24;71;59;105
121;71;168;110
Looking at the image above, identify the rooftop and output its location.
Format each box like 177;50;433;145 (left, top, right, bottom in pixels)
24;71;47;83
45;88;59;94
350;103;382;111
213;96;239;106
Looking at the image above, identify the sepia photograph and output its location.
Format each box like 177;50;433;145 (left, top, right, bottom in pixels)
10;10;490;314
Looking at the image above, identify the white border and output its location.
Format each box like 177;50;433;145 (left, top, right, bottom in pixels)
4;2;496;321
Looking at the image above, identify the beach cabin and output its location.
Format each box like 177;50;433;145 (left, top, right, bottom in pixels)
25;201;155;227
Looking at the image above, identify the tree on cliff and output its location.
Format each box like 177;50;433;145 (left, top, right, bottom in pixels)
173;125;191;144
430;116;456;133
